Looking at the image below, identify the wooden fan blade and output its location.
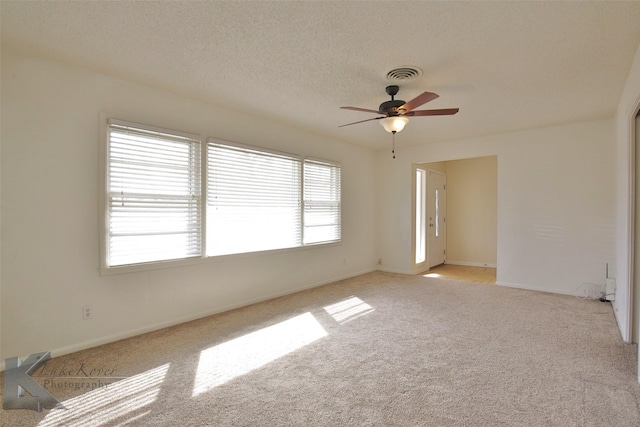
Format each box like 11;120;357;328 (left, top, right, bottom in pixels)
408;108;459;116
400;92;439;113
338;116;385;127
340;106;382;114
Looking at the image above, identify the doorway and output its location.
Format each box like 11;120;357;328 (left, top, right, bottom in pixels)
413;156;497;275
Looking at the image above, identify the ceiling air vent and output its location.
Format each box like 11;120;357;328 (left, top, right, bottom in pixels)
386;66;423;82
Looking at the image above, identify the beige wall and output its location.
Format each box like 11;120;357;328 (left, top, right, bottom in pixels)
424;161;446;174
444;156;497;267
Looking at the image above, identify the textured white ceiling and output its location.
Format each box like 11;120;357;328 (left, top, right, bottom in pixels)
2;1;640;150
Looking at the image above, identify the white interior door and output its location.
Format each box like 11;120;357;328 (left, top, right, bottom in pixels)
427;170;446;268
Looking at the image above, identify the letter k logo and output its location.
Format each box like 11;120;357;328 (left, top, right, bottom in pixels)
3;352;65;412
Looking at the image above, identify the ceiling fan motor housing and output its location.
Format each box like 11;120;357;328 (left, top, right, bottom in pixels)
379;100;406;115
380;85;405;115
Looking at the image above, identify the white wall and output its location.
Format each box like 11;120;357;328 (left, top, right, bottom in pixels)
377;119;616;297
443;156;497;267
0;49;377;364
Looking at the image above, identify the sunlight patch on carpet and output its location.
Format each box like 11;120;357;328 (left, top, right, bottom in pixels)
192;312;327;396
423;273;441;278
323;296;374;324
38;363;170;427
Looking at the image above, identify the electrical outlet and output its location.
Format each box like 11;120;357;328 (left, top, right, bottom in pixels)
82;305;93;320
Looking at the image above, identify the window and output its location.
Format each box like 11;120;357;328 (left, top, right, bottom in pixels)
303;159;341;245
207;141;301;256
103;120;341;270
106;120;202;267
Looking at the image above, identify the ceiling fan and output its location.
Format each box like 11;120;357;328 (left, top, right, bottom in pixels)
339;85;459;133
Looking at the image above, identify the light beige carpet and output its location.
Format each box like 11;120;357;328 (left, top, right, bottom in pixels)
2;271;639;426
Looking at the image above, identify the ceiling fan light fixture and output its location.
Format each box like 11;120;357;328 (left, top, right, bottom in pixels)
380;116;409;133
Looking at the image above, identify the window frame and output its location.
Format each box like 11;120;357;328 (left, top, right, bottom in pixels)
99;117;342;275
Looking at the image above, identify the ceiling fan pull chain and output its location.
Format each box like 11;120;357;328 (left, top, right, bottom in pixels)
392;130;396;159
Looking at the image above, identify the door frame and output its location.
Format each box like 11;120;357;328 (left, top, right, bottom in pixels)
627;97;640;346
412;165;447;274
634;110;640;346
627;95;640;384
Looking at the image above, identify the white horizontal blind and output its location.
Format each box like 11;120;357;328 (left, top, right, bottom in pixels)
207;141;302;256
303;159;341;244
107;121;202;266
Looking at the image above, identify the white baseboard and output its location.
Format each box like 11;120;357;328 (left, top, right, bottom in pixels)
446;260;497;268
0;268;376;372
495;281;575;297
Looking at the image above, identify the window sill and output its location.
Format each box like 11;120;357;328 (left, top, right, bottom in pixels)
99;240;342;276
